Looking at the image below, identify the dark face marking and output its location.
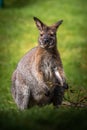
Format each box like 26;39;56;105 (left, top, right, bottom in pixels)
39;28;56;49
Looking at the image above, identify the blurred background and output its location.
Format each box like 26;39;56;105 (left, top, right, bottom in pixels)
0;0;87;129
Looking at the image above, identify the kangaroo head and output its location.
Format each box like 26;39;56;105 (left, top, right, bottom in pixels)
34;17;63;49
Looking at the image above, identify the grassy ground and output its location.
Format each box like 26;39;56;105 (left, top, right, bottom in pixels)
0;0;87;129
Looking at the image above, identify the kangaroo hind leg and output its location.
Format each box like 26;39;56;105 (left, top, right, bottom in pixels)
11;71;30;110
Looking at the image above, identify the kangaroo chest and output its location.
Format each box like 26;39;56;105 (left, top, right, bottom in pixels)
40;55;57;84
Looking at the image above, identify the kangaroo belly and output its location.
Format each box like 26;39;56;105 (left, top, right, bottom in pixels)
40;57;56;86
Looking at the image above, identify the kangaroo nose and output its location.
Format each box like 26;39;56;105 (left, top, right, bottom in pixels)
44;37;49;43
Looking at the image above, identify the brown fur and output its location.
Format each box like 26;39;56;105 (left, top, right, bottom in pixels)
11;17;68;110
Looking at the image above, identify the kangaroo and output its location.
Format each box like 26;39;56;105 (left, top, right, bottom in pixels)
11;17;68;110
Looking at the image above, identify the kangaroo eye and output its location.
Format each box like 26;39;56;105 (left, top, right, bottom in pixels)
50;34;54;36
50;32;54;36
40;33;43;36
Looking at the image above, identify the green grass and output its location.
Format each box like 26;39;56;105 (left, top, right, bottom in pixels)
0;0;87;129
0;106;87;130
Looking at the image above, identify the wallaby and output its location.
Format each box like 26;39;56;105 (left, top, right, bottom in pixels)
11;17;68;110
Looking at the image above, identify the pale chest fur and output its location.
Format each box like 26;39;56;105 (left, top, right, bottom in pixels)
40;54;57;86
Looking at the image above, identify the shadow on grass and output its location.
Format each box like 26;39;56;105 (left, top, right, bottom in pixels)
0;108;87;130
4;0;41;8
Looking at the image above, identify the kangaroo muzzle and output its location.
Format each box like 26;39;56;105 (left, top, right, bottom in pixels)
39;35;55;48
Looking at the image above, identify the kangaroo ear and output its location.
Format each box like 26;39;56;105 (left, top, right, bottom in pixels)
33;17;45;31
53;20;63;30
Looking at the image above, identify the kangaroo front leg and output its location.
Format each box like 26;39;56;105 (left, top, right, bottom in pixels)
53;67;64;86
54;67;68;89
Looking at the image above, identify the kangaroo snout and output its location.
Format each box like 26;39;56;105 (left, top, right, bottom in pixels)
40;37;49;48
39;34;55;48
43;37;50;44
